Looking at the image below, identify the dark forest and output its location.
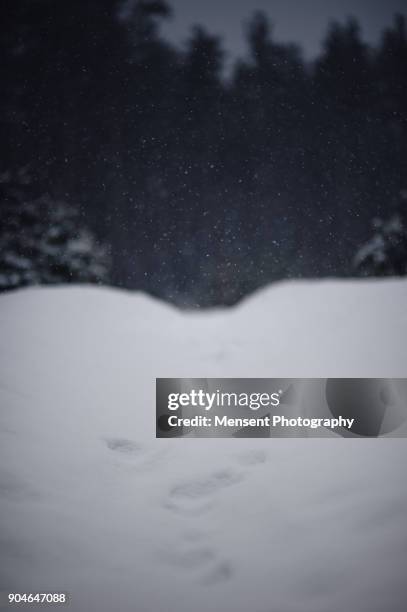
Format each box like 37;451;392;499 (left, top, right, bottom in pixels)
1;1;406;306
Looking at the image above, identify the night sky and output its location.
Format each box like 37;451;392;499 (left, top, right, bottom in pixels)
163;0;407;63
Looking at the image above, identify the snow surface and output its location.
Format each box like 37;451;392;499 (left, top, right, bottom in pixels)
1;279;407;612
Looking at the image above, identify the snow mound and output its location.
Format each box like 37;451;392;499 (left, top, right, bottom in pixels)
1;279;407;612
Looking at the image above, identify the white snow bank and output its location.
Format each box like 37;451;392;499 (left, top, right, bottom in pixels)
0;279;407;612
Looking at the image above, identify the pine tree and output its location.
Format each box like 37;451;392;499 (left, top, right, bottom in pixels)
353;196;407;277
0;170;110;291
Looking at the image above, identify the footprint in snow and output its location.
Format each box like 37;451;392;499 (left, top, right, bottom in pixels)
104;437;168;471
202;560;234;585
105;437;141;453
158;530;234;585
235;449;268;466
160;451;269;585
164;469;244;516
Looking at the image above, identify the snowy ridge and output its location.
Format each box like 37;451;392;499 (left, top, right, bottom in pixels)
1;279;407;612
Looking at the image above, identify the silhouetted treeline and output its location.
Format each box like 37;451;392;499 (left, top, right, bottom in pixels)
1;1;406;305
